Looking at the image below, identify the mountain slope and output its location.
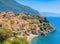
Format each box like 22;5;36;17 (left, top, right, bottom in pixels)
40;12;60;17
0;0;40;15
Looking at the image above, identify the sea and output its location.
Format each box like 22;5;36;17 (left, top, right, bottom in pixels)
31;17;60;44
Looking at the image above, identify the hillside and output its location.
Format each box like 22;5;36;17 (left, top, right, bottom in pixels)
0;0;40;15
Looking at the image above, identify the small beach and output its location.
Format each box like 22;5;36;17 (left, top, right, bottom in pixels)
27;34;38;42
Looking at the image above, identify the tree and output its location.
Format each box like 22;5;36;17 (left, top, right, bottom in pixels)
2;40;12;44
0;24;2;28
22;16;27;20
44;17;49;23
0;28;13;41
12;37;29;44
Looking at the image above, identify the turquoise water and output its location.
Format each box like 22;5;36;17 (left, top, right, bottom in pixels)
31;17;60;44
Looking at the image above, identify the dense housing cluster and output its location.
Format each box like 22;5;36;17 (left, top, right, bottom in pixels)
0;12;55;36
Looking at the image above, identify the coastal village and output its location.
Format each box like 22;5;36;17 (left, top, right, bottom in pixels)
0;12;55;44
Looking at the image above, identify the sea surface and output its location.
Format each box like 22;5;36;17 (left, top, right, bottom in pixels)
31;17;60;44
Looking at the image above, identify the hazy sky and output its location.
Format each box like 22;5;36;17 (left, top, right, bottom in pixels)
15;0;60;14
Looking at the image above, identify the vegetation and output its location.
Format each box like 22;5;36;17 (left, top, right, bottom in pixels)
2;40;12;44
1;37;29;44
0;28;13;41
0;28;29;44
12;37;29;44
0;24;2;28
22;16;27;20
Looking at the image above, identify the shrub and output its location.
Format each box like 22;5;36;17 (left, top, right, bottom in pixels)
12;37;29;44
0;24;2;28
2;40;12;44
0;28;13;41
22;16;27;20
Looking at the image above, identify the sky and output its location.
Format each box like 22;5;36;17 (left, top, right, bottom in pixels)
15;0;60;14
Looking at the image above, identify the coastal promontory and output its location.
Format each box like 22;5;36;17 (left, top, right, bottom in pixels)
0;12;55;44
